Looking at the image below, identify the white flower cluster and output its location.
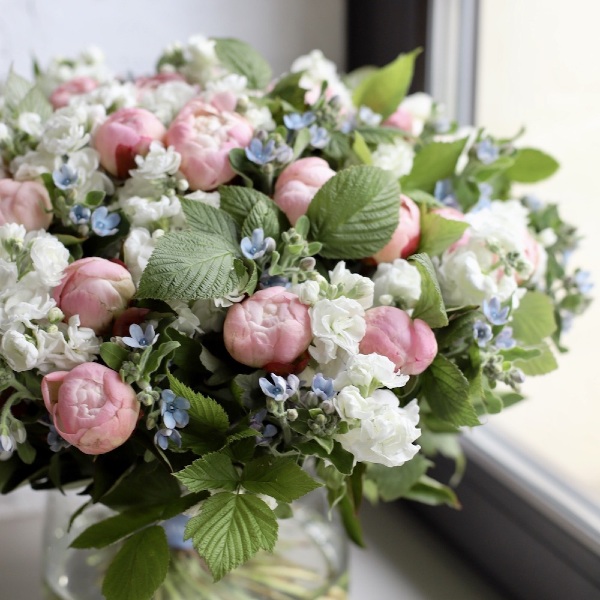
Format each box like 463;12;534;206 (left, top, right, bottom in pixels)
371;139;415;179
372;258;422;309
0;225;99;373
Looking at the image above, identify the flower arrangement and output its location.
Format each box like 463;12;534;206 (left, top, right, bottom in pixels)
0;34;592;600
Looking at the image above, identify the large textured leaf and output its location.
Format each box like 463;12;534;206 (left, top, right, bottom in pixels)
409;253;448;328
137;231;238;301
180;198;239;246
306;165;400;259
511;291;557;345
185;492;278;581
214;38;272;89
505;148;559;183
175;453;240;493
418;211;469;257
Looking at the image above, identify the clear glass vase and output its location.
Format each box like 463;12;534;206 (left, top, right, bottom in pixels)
41;488;349;600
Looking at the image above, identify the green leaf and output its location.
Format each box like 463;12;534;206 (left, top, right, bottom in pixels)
16;85;53;121
4;70;33;113
175;453;240;493
498;346;541;362
296;439;354;475
418;211;469;257
354;126;406;146
241;198;281;240
185;492;278;581
352;131;372;165
136;231;238;301
84;190;106;207
16;441;36;464
505;148;559;183
511;291;557;345
366;454;431;502
306;165;400;259
180;198;239;247
338;489;365;547
220;186;285;230
267;72;306;109
515;341;558;376
242;457;321;503
140;341;180;378
214;38;272;89
352;49;422;119
102;526;169;600
436;311;477;350
409;253;448;328
401;137;469;193
421;355;480;427
404;475;460;508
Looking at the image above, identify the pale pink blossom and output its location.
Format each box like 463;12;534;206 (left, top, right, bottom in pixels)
165;96;253;191
0;179;53;230
273;157;335;225
372;195;421;263
134;72;187;90
42;363;139;455
53;257;135;334
50;77;99;109
93;107;166;178
359;306;437;375
383;107;413;133
223;287;312;368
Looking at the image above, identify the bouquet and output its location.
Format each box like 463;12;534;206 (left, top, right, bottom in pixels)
0;34;592;600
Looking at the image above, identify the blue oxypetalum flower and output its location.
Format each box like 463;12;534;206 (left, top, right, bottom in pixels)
154;427;182;450
574;270;593;294
53;163;79;190
259;273;290;289
274;143;294;164
483;297;510;325
494;327;516;349
473;319;493;347
476;137;499;164
245;137;277;165
434;179;458;208
69;204;91;225
48;424;70;452
283;111;316;130
358;106;382;127
91;206;120;237
160;389;190;429
312;373;335;401
240;228;276;260
259;373;300;402
309;124;330;149
122;323;159;349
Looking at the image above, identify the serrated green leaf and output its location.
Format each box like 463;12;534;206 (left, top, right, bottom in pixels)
402;137;469;193
267;72;306;109
498;346;541;362
140;341;180;377
99;342;127;375
471;155;515;182
352;131;372;164
515;340;558;376
4;70;33;113
185;492;278;581
296;440;355;475
219;185;285;230
354;126;406;146
242;457;321;503
511;291;557;345
366;454;431;502
436;312;477;350
404;475;460;508
136;231;238;301
102;526;169;600
16;85;53;121
352;49;422;119
409;253;448;328
16;441;35;464
180;198;239;246
175;453;240;493
306;165;400;259
505;148;559;183
418;211;469;257
241;198;281;240
214;38;272;89
422;355;480;427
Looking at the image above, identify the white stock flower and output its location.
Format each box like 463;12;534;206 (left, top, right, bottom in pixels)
372;258;422;308
0;123;12;142
334;385;377;421
243;102;276;131
1;329;39;371
334;353;409;393
1;274;56;331
123;227;164;286
371;139;414;179
309;297;366;359
167;301;203;336
120;195;183;228
17;112;43;137
398;92;433;136
29;235;70;287
329;262;374;309
138;81;197;124
39;107;92;155
133;142;181;179
190;298;226;333
336;392;421;468
183;190;220;208
289;280;322;306
73;81;138;111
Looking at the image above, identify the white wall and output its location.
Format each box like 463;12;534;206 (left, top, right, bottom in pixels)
0;0;346;79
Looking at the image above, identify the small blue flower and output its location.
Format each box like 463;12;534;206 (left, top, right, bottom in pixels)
52;163;79;190
283;111;316;130
259;373;299;402
560;309;574;332
274;143;294;164
473;319;493;348
69;204;91;225
240;228;275;260
309;124;330;149
91;206;120;237
510;368;526;385
162;514;194;551
245;137;277;165
154;427;182;450
312;373;335;401
574;270;593;294
160;389;190;429
259;273;290;289
476;137;499;165
494;327;516;349
122;323;159;349
483;297;510;325
358;106;382;127
249;409;279;446
48;425;70;452
434;179;458;208
523;195;543;212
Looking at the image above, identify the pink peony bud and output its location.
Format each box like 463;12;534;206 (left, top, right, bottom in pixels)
134;72;187;90
165;97;253;191
273;157;336;225
372;195;421;263
0;179;53;230
42;363;139;455
359;306;437;375
383;107;414;133
223;287;312;368
50;76;98;109
93;107;166;178
53;257;135;334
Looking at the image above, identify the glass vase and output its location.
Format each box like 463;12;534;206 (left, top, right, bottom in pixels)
41;488;349;600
